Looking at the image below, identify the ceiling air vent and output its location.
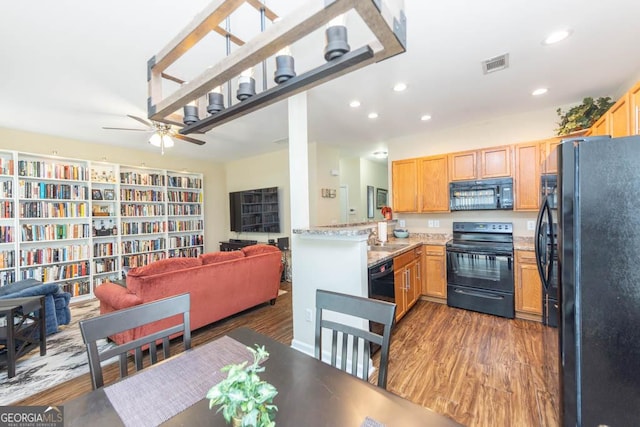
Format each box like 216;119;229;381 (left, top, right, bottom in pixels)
482;53;509;74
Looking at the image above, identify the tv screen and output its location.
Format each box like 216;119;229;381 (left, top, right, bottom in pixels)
229;187;280;233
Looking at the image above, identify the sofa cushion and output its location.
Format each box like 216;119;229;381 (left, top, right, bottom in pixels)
128;257;202;278
241;244;280;257
200;250;245;265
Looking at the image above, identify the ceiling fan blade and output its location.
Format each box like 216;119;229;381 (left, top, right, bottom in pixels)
127;114;153;128
102;127;151;131
173;134;206;146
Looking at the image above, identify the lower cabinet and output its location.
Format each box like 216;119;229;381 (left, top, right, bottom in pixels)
422;245;447;302
393;247;423;322
515;250;542;320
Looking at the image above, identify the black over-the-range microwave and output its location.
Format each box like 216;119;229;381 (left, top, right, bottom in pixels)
449;177;513;211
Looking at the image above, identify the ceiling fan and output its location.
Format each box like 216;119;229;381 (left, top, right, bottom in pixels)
103;115;206;154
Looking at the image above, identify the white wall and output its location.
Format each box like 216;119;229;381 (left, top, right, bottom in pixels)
309;143;341;226
0;126;227;251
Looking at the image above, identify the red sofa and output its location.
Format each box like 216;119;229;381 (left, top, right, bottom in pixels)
94;244;283;345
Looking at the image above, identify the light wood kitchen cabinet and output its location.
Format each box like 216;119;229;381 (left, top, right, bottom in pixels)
540;137;561;174
393;247;422;322
418;155;449;212
629;81;640;135
449;146;511;181
591;113;610;136
391;159;419;212
422;245;446;302
514;142;541;211
515;250;542;320
609;93;631;137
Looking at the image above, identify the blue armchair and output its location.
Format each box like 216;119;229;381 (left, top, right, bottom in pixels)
0;279;72;335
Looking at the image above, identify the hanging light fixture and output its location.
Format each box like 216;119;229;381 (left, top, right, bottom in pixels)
207;86;225;114
183;100;199;125
324;14;350;61
274;45;296;84
236;67;256;101
148;125;175;155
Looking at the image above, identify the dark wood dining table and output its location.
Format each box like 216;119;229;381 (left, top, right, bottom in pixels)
63;327;462;427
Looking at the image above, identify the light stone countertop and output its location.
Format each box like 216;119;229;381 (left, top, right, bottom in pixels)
367;233;451;267
514;236;535;251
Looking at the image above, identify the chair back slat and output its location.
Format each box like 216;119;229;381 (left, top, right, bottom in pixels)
79;293;191;389
315;289;396;389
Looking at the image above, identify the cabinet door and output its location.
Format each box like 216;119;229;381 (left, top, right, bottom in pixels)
418;155;449;212
479;145;511;178
514;142;540;211
541;138;561;175
394;267;408;321
609;93;630;137
406;258;420;309
391;159;418;212
591;114;610;136
515;250;542;316
629;81;640;135
424;246;446;299
449;151;477;181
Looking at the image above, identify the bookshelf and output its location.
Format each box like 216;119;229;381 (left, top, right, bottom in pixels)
0;151;205;302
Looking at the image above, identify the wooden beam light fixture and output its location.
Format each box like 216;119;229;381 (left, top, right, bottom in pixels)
147;0;407;135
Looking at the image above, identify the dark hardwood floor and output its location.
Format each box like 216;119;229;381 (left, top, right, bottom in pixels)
17;283;559;427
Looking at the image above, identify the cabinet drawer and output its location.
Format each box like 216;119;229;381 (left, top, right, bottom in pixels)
425;245;445;256
394;247;421;268
516;250;536;263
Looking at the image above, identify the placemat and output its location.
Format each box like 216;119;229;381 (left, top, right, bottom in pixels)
104;335;253;427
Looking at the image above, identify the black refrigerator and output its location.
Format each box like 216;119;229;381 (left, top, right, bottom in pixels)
536;135;640;426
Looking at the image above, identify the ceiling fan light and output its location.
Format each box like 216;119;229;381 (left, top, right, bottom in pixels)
162;134;175;148
149;133;162;147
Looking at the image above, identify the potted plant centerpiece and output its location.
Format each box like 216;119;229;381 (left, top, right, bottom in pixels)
207;345;278;427
555;96;614;135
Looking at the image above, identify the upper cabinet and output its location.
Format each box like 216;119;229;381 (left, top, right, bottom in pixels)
609;93;630;138
629;81;640;136
514;141;541;211
449;146;511;181
589;79;640;138
540;137;561;175
391;159;418;212
418;155;449;212
591;112;610;136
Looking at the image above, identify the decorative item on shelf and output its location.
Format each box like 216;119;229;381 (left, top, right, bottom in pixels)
556;96;614;135
91;189;103;200
320;188;336;198
207;345;278;427
380;206;393;220
103;189;115;200
147;0;406;135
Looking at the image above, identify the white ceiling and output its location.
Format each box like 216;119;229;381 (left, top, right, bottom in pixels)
1;1;639;163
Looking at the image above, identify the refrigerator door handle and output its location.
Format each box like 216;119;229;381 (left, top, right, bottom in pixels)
535;196;549;289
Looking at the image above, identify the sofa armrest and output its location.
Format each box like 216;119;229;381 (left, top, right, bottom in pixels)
94;282;143;310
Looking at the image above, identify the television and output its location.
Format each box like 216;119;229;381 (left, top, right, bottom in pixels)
229;187;280;233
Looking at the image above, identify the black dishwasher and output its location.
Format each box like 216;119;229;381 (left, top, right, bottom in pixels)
368;259;395;354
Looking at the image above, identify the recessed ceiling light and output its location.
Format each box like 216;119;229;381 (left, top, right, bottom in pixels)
532;88;548;96
368;112;378;119
543;29;572;45
421;115;432;121
393;82;407;92
349;100;361;108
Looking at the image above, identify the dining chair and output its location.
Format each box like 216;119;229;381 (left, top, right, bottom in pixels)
315;289;396;389
79;293;191;389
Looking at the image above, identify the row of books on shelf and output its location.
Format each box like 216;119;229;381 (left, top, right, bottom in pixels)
122;251;166;267
167;190;202;203
94;242;116;257
0;201;13;218
20;201;88;218
21;223;90;242
60;280;91;297
20;245;90;266
18;161;88;181
120;188;166;202
168;176;202;189
0;270;16;287
121;220;166;235
20;261;89;283
93;274;119;288
169;247;203;257
19;181;89;200
0;250;15;269
93;258;118;274
168;234;204;248
121;204;165;217
0;226;13;243
121;238;166;254
1;180;12;198
168;204;201;216
120;172;166;186
0;158;14;176
168;219;204;232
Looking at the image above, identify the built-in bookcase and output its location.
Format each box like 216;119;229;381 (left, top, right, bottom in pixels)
0;151;205;302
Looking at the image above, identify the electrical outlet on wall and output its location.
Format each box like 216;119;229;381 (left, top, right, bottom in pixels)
399;219;406;228
305;308;313;322
434;220;440;227
527;221;535;231
428;220;434;228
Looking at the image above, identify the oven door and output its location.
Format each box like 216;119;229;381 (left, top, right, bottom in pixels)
446;248;513;292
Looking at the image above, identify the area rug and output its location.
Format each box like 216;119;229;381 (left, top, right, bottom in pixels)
0;299;109;405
